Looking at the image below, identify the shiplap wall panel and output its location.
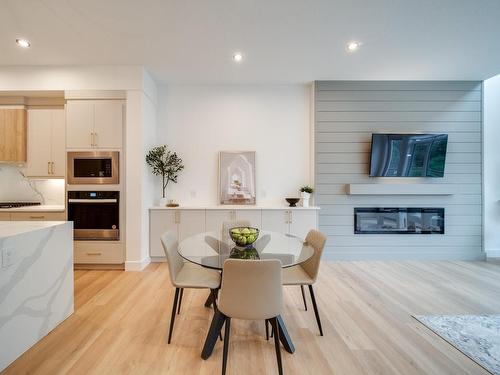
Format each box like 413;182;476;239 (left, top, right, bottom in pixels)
314;81;484;260
316;122;481;132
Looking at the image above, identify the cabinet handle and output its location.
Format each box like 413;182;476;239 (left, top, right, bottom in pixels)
51;162;55;175
86;252;102;256
94;132;98;147
289;211;293;224
48;161;51;174
29;215;45;219
90;132;94;147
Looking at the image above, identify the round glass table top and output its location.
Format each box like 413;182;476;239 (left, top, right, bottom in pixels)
178;231;314;270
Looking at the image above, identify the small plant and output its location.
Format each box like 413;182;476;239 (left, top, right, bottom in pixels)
146;145;184;198
300;186;314;194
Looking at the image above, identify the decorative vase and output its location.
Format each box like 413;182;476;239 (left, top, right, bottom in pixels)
159;197;168;207
301;191;310;207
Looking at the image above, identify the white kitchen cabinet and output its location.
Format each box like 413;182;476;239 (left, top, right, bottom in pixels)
178;210;205;241
149;210;177;257
66;101;93;149
236;209;262;228
50;110;66;176
25;109;66;177
94;101;123;149
205;209;233;233
66;100;124;149
149;208;319;258
261;210;289;234
289;210;318;239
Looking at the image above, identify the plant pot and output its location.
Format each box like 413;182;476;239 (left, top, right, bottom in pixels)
301;192;310;207
159;197;168;207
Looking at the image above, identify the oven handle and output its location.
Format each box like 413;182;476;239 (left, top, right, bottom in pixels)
68;199;118;203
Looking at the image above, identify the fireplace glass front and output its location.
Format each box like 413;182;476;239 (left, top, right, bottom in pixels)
354;208;444;234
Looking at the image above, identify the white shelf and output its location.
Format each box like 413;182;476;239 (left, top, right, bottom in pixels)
346;184;454;196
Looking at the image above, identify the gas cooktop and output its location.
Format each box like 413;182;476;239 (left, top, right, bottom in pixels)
0;202;42;209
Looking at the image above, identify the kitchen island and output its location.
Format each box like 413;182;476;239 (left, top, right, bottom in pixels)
0;221;73;371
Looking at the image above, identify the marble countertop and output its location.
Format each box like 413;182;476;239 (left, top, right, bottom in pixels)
0;221;67;238
0;204;65;213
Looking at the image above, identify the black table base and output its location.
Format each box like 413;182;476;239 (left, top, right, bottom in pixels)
201;311;295;359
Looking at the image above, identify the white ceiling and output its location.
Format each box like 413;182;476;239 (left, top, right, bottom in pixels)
1;0;500;84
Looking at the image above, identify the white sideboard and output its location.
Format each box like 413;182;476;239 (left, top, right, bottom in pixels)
149;206;320;259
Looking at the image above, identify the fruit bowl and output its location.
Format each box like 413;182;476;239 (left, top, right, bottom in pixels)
229;227;260;247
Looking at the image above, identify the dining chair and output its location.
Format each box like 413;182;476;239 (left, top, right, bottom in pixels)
218;259;284;375
282;229;327;336
161;231;222;344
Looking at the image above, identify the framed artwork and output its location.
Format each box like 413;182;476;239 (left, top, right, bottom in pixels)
219;151;256;205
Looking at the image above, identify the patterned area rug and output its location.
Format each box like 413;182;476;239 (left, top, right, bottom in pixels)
413;315;500;375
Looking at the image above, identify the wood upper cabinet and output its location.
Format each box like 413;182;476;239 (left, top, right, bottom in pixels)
0;109;27;163
66;100;124;149
24;109;65;177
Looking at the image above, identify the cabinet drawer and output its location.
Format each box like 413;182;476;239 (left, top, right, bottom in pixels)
0;213;10;220
10;212;66;221
74;241;124;264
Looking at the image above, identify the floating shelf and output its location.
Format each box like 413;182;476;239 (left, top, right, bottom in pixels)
346;184;454;196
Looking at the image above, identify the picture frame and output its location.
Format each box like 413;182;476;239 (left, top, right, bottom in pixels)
218;151;256;205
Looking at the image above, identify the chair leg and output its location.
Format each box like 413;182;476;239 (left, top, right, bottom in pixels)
300;285;308;311
177;288;184;315
211;289;223;341
308;285;323;336
222;318;231;375
168;288;180;344
265;319;269;340
269;317;283;375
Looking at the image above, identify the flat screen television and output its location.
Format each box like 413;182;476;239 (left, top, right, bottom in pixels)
369;134;448;177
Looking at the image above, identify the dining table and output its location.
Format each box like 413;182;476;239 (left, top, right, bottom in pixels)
177;230;315;359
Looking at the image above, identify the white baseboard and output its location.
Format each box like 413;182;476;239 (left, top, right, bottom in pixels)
125;256;151;271
486;250;500;258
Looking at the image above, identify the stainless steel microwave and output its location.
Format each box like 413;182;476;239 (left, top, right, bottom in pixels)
67;151;119;185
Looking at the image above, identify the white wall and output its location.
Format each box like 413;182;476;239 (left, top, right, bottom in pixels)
484;74;500;258
156;84;311;206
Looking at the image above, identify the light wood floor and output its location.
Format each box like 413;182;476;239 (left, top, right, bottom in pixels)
3;261;500;375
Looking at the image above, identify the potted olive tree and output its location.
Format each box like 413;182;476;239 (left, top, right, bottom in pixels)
146;145;184;207
299;186;314;207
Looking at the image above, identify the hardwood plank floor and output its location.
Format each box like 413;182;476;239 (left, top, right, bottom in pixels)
3;261;500;375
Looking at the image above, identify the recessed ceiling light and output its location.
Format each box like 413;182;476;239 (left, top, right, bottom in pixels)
232;52;244;62
346;41;361;52
16;38;31;48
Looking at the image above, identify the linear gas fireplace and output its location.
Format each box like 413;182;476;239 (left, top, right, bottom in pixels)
354;208;444;234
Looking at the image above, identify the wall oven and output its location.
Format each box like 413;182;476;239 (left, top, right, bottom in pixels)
67;151;119;185
68;191;120;240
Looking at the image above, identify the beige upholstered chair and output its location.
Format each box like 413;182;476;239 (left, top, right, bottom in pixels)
161;231;221;344
218;259;284;375
282;229;327;336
